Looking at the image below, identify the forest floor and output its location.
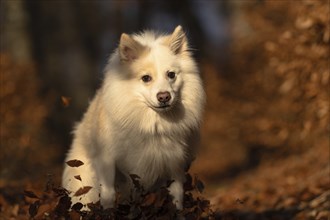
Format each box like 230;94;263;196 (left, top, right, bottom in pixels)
191;65;329;220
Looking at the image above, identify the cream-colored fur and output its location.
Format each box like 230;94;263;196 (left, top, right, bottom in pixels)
62;26;205;210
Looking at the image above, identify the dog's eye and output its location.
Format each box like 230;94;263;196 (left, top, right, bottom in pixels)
167;71;176;79
141;75;152;83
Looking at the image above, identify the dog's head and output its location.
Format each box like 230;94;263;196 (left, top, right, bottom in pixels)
118;26;190;112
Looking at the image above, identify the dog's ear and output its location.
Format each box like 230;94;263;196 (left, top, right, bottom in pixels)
119;33;144;62
168;25;188;55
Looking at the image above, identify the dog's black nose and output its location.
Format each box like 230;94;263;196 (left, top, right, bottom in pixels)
157;91;171;103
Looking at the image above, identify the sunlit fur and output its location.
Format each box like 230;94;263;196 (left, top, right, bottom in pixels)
62;26;205;210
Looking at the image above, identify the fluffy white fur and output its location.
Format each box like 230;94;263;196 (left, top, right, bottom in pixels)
62;26;205;210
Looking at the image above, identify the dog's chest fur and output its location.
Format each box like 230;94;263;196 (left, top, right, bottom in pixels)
114;132;186;188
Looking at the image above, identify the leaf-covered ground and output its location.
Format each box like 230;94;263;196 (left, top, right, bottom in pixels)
18;173;214;220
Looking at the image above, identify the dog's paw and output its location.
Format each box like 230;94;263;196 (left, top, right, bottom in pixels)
100;187;115;209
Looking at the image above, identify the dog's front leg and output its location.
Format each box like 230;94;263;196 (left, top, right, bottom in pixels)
168;173;185;210
95;160;116;208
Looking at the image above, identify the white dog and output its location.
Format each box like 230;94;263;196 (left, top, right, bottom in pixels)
62;25;205;210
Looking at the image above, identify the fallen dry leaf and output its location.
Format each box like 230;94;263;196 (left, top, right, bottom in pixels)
74;186;92;197
61;96;71;107
24;190;39;199
74;175;82;181
66;159;84;167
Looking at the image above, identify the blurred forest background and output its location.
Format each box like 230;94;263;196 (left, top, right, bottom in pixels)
0;0;329;219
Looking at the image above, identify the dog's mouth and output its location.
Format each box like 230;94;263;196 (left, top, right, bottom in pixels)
155;104;171;110
147;96;179;112
151;103;173;111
